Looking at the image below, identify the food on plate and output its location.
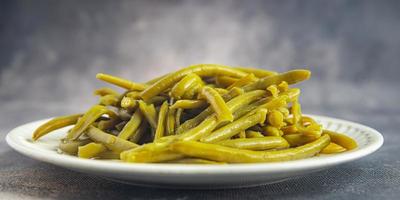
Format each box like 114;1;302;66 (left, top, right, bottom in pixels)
32;64;357;163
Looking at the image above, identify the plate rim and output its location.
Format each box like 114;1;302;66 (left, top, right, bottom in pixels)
6;114;384;175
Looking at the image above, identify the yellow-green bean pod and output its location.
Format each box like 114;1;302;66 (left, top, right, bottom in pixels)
154;101;169;141
66;105;112;140
200;86;233;122
171;134;330;163
96;73;148;91
86;126;139;153
138;100;157;129
33;114;82;141
118;109;143;140
217;137;289;150
78;142;107;159
170;100;206;109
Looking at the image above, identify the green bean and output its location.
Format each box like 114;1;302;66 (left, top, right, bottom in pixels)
245;130;265;138
140;64;247;101
170;73;203;99
78;142;107;158
145;96;168;105
167;158;226;164
179;115;219;141
138;100;157;129
177;90;267;134
201;109;268;143
155;101;169;141
97;150;120;159
93;87;119;96
227;73;257;90
96;73;148;91
121;147;183;163
175;108;183;133
321;142;347;154
242;69;311;92
97;116;121;131
171;134;330;163
263;125;283;136
59;138;91;155
118;109;143;140
200;86;233;122
268;110;285;128
183;83;203;99
291;99;302;125
235;67;278;78
86;126;139;153
170;100;206;109
120;96;137;109
214;88;229;96
66;105;111;140
237;131;246;139
323;130;357;150
215;76;239;87
217;137;289;150
283;133;315;147
166;108;176;136
99;94;119;106
32;114;82;141
129;121;148;143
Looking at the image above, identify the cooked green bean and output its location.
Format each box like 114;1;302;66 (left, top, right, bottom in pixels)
86;126;139;153
321;142;347;154
96;73;148;91
167;158;226;164
170;73;203;99
33;114;82;141
129;121;148;143
323;130;357;150
215;76;239;88
174;108;183;132
99;94;119;106
171;134;330;163
283;133;315;147
179;115;219;141
118;109;143;140
227;73;257;90
242;69;311;92
201;109;268;143
67;105;112;140
245;130;265;138
166;108;176;136
170;100;206;109
120;96;137;109
235;67;278;78
59;138;91;155
154;101;169;141
217;137;289;150
200;86;233;122
138;100;157;129
140;64;247;101
78;142;107;158
94;87;119;96
121;147;183;163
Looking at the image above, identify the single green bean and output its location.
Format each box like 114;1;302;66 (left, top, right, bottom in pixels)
171;134;330;163
138;100;157;129
171;100;206;109
235;67;278;78
86;126;139;153
170;73;203;99
154;101;169;141
217;137;289;150
118;109;143;140
96;73;148;91
200;86;233;122
93;87;119;96
78;142;107;158
166;108;176;136
33;114;82;141
67;105;111;140
58;138;91;155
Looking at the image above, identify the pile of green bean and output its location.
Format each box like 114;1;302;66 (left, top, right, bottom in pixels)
32;64;357;164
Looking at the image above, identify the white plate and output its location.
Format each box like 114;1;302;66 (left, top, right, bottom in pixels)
6;115;383;189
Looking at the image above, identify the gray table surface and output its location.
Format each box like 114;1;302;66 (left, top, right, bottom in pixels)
1;0;400;199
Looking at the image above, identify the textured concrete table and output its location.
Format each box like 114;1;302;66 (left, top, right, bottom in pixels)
1;0;399;199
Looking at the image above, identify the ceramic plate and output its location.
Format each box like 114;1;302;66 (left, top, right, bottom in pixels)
6;115;383;189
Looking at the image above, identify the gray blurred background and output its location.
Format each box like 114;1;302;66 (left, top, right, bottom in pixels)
1;0;400;199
